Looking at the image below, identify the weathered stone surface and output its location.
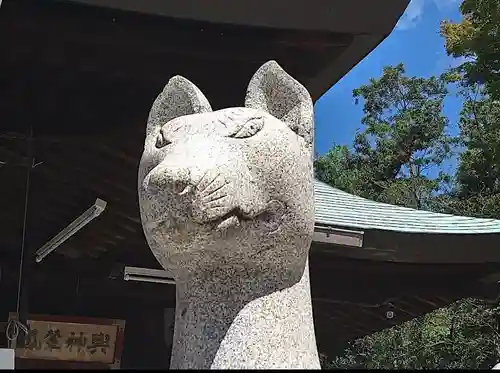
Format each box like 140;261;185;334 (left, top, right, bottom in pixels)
138;60;320;369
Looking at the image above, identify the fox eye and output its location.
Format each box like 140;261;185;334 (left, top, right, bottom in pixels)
227;117;264;139
155;130;171;148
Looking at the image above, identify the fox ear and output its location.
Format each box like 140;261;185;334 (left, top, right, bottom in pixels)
245;61;314;148
146;75;212;139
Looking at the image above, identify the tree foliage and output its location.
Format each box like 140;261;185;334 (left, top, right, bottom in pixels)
441;0;500;99
439;0;500;218
323;299;500;369
438;93;500;218
316;64;453;210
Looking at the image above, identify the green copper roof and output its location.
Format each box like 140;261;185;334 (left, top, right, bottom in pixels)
314;179;500;234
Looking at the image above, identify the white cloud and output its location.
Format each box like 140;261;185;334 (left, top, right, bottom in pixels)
396;0;461;31
396;0;426;30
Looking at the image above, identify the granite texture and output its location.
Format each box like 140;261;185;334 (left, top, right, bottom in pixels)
138;61;320;369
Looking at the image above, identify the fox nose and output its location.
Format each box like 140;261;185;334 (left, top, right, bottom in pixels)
146;165;194;195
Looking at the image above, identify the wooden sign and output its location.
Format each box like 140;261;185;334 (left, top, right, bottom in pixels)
8;314;125;369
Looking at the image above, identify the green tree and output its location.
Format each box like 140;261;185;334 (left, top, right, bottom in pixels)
441;0;500;99
438;0;500;219
314;145;368;197
434;76;500;218
315;63;453;210
324;299;500;369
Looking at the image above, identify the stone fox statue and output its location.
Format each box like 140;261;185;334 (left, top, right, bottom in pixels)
138;61;320;369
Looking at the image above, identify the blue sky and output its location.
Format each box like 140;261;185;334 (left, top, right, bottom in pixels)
314;0;464;177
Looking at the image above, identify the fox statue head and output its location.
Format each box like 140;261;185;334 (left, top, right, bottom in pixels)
138;61;314;285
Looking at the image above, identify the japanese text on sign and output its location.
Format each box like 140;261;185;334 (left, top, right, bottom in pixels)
16;320;118;364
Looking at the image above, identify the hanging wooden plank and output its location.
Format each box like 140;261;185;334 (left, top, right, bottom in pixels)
8;314;125;369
